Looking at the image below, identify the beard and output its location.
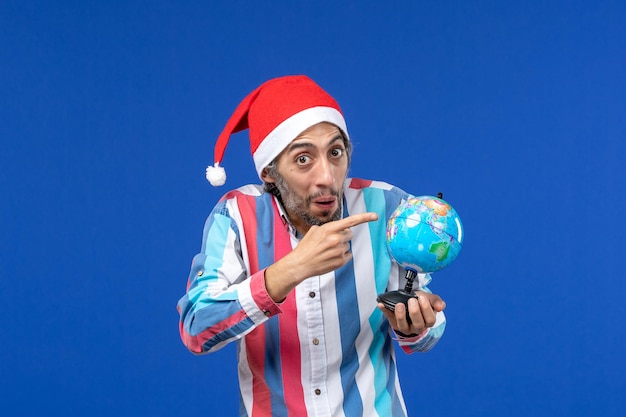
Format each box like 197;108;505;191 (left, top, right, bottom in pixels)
273;173;343;227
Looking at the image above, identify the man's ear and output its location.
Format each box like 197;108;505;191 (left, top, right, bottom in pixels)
261;168;275;183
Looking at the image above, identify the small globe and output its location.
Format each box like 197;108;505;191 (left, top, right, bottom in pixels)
387;196;464;273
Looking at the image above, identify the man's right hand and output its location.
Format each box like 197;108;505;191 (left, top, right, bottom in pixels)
264;212;379;302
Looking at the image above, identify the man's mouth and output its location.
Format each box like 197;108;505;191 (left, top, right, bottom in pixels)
311;196;337;209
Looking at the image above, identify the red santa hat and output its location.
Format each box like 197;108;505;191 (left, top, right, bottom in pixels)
206;75;349;186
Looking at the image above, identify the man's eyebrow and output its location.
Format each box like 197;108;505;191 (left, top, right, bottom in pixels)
285;141;315;154
328;134;344;145
286;135;344;154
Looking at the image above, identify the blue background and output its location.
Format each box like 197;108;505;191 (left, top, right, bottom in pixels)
2;1;625;416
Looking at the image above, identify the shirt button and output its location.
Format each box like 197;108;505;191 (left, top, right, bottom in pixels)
312;338;319;345
264;311;271;317
197;270;204;276
309;291;316;298
315;389;321;395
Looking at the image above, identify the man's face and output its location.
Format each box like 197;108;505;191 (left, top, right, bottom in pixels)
262;122;350;234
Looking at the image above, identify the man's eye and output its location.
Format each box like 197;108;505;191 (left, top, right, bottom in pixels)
330;148;344;158
296;155;311;164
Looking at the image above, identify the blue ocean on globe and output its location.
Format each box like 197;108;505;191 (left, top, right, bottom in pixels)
387;196;464;273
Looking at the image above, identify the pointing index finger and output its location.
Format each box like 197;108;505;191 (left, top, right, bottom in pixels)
329;212;379;231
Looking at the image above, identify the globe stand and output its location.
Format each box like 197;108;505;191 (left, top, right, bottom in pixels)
377;268;418;324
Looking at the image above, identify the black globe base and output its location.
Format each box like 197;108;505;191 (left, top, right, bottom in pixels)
377;290;417;311
377;290;417;323
377;268;419;324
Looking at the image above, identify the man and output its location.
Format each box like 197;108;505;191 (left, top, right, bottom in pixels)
178;75;446;417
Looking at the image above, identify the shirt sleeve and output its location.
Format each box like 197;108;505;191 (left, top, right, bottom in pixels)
177;200;282;354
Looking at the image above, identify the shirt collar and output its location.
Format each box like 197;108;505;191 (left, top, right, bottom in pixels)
272;195;301;239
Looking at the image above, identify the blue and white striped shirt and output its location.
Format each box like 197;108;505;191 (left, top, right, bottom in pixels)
178;178;446;417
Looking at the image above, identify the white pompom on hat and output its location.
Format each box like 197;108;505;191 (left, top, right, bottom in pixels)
206;75;350;186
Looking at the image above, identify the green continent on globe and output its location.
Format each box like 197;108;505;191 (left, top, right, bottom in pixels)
429;241;450;262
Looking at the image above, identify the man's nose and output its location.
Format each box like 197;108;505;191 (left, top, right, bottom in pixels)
314;158;335;186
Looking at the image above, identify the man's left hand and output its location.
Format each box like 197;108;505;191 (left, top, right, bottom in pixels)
377;291;446;337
